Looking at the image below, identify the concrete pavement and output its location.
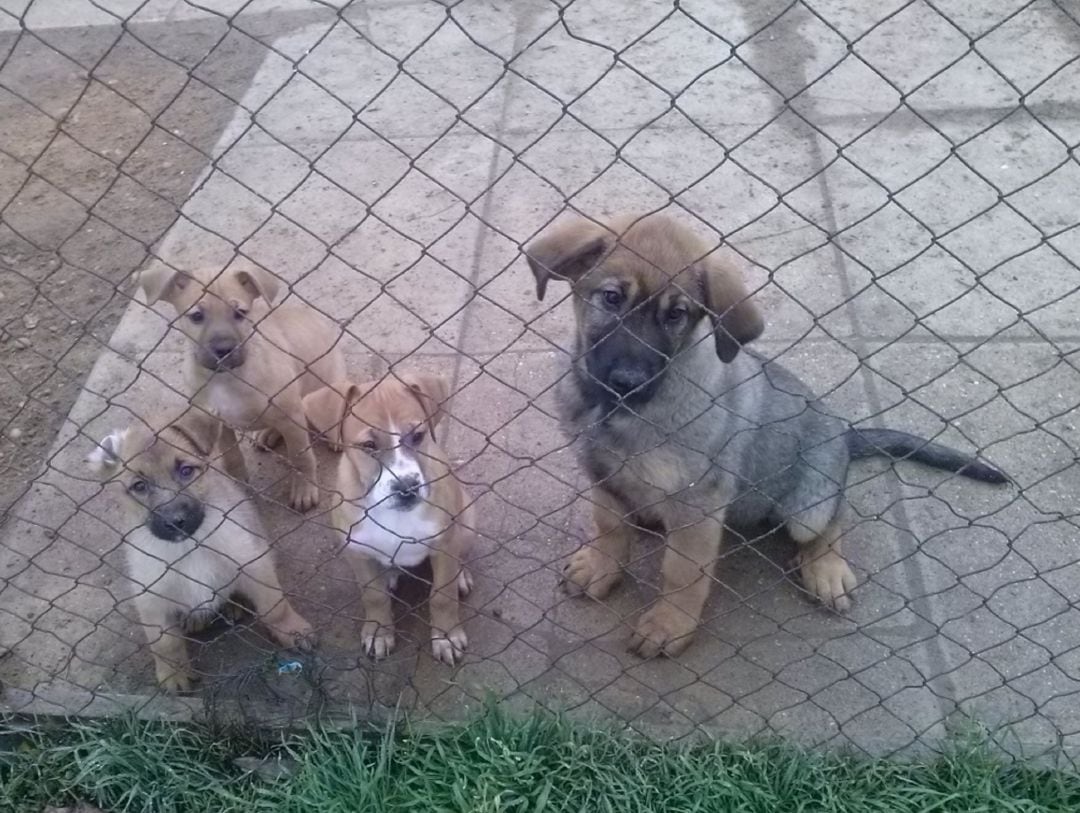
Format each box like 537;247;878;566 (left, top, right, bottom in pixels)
1;0;1079;759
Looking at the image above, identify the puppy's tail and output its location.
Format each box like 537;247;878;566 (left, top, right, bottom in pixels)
845;428;1009;484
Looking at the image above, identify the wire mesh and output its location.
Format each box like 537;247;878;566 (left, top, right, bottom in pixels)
1;0;1079;760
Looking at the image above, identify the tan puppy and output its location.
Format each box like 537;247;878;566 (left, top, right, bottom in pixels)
304;373;474;666
137;261;346;511
88;409;314;691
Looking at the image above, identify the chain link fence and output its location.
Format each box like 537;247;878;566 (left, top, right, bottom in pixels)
1;0;1079;760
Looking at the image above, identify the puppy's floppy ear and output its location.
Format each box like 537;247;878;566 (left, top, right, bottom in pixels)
525;219;611;300
304;382;365;448
700;256;764;363
400;373;451;435
87;429;128;476
171;408;223;458
136;263;192;306
233;265;281;304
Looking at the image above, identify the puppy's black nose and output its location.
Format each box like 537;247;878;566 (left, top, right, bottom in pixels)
607;365;650;396
390;475;420;501
209;339;236;360
149;495;205;541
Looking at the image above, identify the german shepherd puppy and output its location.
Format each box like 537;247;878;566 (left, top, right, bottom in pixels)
88;409;314;691
526;213;1007;658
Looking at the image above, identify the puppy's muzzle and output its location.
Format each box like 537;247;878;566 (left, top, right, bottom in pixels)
389;474;421;509
198;337;245;370
606;363;654;398
585;329;665;404
149;494;205;541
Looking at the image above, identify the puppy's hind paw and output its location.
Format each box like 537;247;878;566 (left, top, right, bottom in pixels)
457;566;474;597
156;666;196;694
254;427;283;451
219;601;249;626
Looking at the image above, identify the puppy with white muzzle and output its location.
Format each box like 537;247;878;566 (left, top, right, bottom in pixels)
304;373;474;665
88;409;314;691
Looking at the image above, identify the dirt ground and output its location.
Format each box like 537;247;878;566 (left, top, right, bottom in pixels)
0;15;264;515
0;228;133;514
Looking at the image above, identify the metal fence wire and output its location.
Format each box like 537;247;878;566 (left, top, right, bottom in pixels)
1;0;1079;760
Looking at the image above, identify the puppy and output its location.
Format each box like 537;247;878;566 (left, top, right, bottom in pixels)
88;409;314;691
304;373;474;665
526;213;1008;658
136;260;346;511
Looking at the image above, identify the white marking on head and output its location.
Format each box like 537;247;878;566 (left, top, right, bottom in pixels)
87;428;128;475
367;423;428;511
346;421;444;567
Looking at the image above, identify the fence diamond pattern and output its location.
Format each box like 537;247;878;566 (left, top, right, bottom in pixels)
1;0;1079;760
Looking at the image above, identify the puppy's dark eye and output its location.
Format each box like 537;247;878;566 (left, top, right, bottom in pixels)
188;309;204;324
666;305;688;323
129;479;148;495
359;439;377;453
601;289;624;309
177;464;196;480
408;430;425;447
233;308;247;321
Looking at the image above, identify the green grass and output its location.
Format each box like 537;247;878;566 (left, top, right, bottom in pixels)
2;707;1078;812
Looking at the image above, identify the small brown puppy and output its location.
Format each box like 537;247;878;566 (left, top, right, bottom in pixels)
137;261;346;511
88;409;314;691
527;213;1007;658
305;373;474;665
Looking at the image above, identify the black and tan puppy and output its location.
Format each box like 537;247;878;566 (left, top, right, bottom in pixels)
137;260;346;512
88;409;314;691
526;213;1007;658
304;373;474;665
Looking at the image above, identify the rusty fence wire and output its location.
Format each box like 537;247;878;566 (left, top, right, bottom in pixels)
1;0;1079;760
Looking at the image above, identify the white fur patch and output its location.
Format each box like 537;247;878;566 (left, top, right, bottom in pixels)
87;428;128;474
345;437;445;568
202;376;264;427
348;510;444;569
371;444;426;508
124;479;271;618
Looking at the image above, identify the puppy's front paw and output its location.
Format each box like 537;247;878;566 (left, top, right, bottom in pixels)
431;627;468;666
628;603;698;659
361;621;395;660
797;548;856;612
289;476;319;512
561;546;622;600
270;614;317;651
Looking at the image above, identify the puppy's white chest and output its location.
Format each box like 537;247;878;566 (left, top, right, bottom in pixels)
346;506;444;568
201;378;262;427
124;529;228;612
